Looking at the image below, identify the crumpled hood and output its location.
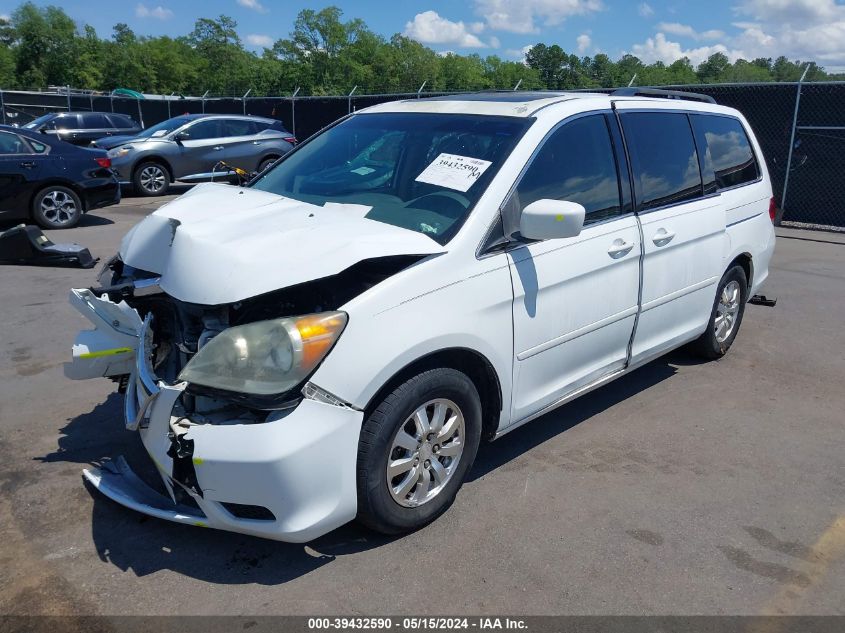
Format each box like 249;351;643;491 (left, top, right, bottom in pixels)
119;183;445;305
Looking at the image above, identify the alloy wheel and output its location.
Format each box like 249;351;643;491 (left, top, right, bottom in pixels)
387;398;466;508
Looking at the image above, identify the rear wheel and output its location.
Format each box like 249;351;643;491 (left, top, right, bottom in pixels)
133;161;170;196
32;185;82;229
257;157;277;173
689;265;748;359
356;368;482;535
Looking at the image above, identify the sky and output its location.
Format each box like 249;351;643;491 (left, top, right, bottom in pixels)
2;0;845;71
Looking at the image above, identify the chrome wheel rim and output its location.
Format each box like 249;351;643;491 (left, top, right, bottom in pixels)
715;280;741;343
387;398;465;508
40;190;78;225
139;165;166;192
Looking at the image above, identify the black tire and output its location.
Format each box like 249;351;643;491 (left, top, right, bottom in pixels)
133;161;170;196
688;265;748;359
32;185;82;229
357;367;482;535
257;157;277;173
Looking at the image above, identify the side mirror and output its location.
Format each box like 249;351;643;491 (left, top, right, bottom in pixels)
159;130;175;139
519;199;585;240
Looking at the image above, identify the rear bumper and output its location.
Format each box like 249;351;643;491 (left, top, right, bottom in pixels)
82;178;121;211
69;289;363;543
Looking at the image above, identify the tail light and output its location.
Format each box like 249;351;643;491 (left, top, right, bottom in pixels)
283;136;298;145
768;197;776;222
95;156;111;169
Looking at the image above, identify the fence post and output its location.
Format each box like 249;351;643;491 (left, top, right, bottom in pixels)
167;92;174;118
66;85;71;111
0;90;5;125
291;87;300;138
110;93;114;112
137;98;144;128
417;81;427;98
348;85;358;114
777;64;810;226
89;92;93;112
242;88;251;115
201;90;209;113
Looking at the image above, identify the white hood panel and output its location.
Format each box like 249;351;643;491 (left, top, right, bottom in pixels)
119;183;445;305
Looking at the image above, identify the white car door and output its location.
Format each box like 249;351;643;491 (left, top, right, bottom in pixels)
616;107;727;365
505;113;641;424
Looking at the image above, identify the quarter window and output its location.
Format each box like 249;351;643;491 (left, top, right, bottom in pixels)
691;114;759;192
514;115;622;226
621;112;702;211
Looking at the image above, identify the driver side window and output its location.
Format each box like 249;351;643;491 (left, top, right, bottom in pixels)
513;115;622;229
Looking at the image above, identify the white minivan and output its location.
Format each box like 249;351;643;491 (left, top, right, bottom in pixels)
67;89;776;542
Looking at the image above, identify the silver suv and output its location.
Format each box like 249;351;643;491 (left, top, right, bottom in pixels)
99;114;296;196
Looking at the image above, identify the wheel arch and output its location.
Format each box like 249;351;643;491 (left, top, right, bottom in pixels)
728;252;754;290
364;347;503;441
133;155;174;181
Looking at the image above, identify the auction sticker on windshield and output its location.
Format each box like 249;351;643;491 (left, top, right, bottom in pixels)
415;153;492;192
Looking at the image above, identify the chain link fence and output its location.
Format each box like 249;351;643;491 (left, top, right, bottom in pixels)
1;82;843;229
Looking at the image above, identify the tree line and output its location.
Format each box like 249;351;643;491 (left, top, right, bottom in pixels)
0;2;840;97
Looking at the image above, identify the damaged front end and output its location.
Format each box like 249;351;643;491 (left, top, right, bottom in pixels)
67;254;420;541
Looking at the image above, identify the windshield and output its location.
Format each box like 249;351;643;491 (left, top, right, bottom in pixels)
23;114;55;129
136;116;193;138
251;112;532;244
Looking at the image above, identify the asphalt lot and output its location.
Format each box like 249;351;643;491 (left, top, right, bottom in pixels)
0;189;843;616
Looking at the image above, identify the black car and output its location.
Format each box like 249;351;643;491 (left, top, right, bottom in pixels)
0;125;120;229
21;111;142;147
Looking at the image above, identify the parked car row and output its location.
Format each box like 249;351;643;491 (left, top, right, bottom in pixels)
0;111;296;228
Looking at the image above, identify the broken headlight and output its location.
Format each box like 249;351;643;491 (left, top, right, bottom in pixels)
178;312;348;396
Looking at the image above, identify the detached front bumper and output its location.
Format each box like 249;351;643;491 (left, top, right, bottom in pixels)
68;288;363;543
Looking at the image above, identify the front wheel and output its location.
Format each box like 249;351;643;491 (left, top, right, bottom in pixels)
32;186;82;229
689;265;748;359
356;368;482;535
133;162;170;196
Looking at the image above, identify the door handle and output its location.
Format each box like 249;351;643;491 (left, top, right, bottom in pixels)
213;145;224;151
652;228;676;246
19;161;36;169
607;239;634;258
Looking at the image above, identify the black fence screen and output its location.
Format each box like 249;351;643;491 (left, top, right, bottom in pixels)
1;83;843;228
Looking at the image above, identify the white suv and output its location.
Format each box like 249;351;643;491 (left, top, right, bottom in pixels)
66;89;776;542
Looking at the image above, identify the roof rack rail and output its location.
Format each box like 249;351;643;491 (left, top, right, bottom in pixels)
611;87;716;104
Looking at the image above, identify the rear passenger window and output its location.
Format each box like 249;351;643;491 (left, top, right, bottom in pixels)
514;115;621;225
0;131;25;154
108;115;137;130
81;113;110;128
621;112;702;211
222;119;258;137
54;115;78;130
691;114;759;192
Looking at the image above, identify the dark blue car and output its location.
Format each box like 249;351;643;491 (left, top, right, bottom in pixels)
0;124;120;229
